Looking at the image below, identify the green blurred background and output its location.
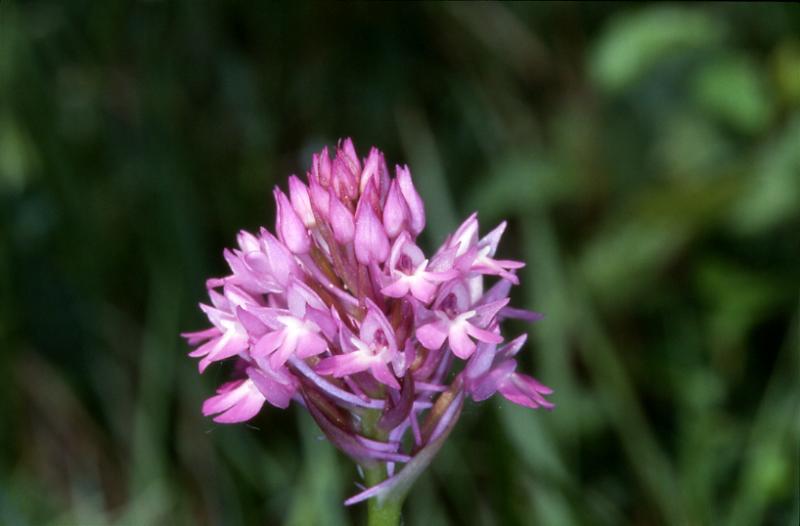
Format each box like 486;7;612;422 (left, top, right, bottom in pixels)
1;2;798;525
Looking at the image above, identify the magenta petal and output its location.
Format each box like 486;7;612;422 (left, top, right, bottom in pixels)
498;373;555;410
188;335;220;358
213;393;265;423
295;331;328;359
448;324;476;359
203;379;265;423
473;298;510;325
494;334;528;362
316;352;371;377
370;361;401;390
416;321;448;350
408;278;437;303
236;307;268;337
465;323;503;344
464;342;497;381
198;333;248;372
247;366;295;409
269;332;299;369
253;329;285;358
181;327;219;345
500;307;544;322
380;279;410;299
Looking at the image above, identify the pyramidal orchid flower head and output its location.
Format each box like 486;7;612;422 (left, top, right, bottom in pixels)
183;138;552;509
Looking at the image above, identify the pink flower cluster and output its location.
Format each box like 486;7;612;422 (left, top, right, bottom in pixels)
183;139;552;503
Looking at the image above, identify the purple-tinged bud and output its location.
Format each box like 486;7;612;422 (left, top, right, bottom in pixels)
288;175;315;227
236;230;261;253
308;171;330;219
340;137;361;175
354;197;390;265
360;147;387;195
332;155;358;201
313;147;332;185
329;187;355;243
274;188;311;254
396;165;425;236
382;179;409;238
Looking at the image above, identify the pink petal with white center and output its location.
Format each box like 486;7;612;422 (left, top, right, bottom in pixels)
416;320;449;350
447;322;476;359
202;379;265;423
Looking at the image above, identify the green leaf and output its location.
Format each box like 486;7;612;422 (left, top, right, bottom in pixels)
591;7;724;92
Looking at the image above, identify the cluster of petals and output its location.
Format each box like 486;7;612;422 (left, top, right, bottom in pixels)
183;138;552;502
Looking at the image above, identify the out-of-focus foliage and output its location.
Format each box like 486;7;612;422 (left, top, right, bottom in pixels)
1;2;798;525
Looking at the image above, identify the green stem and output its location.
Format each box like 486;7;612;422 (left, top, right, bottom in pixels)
364;463;404;526
360;409;404;526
